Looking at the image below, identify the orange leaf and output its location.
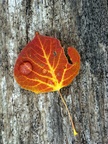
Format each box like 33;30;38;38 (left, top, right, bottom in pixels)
14;32;81;136
14;33;80;93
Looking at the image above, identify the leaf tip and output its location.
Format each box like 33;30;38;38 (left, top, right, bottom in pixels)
35;31;40;36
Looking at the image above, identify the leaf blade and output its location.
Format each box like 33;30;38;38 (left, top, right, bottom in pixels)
14;33;80;93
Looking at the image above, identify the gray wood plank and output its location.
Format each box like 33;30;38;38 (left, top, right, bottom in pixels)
0;0;108;143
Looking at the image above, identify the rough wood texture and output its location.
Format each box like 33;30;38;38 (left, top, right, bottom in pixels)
0;0;108;143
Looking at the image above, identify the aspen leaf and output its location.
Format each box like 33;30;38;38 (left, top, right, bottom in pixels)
14;33;80;93
14;32;80;136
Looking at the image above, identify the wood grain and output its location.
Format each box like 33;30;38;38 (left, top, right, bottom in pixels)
0;0;108;143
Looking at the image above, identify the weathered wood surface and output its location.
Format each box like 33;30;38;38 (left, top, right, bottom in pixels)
0;0;108;144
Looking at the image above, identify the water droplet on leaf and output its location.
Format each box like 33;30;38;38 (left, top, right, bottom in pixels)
42;69;47;74
48;80;54;85
19;61;32;75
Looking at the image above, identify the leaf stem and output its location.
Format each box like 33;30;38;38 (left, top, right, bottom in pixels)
58;90;78;136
